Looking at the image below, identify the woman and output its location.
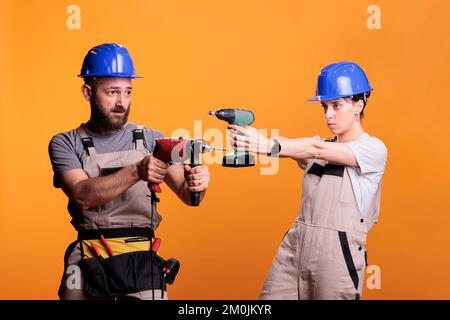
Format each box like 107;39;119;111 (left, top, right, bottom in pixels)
229;62;387;300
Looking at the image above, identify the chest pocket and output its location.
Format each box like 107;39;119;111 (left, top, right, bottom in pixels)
100;166;127;209
100;167;123;176
303;161;345;199
302;161;326;200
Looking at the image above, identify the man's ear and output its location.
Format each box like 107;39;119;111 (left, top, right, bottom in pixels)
81;84;93;102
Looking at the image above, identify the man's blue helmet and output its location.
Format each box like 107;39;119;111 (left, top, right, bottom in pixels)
307;62;372;102
79;43;142;78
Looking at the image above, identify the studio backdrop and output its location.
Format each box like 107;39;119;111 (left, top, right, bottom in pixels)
0;0;449;299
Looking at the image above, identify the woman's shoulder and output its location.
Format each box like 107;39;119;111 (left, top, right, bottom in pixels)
359;133;388;156
347;133;387;175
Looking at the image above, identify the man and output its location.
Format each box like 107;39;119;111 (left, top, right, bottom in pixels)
49;43;210;300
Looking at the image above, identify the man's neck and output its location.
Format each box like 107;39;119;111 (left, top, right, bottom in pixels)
85;120;128;136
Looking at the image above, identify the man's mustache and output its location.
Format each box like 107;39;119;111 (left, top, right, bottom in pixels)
111;106;126;113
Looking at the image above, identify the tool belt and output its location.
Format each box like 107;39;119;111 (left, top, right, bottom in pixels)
77;227;166;297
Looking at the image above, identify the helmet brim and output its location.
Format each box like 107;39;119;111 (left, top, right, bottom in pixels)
78;74;143;78
307;89;373;103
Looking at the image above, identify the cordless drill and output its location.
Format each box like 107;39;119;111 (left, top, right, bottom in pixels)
208;109;256;167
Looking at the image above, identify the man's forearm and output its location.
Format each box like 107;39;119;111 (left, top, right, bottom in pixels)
73;164;140;209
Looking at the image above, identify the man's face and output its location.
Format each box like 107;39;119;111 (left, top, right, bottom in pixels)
88;77;132;131
321;98;360;135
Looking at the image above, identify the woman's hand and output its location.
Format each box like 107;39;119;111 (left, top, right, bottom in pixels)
228;124;274;155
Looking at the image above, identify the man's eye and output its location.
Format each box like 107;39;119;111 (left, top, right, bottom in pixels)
108;91;118;95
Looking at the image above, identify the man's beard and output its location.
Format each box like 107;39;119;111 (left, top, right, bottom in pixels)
90;98;130;131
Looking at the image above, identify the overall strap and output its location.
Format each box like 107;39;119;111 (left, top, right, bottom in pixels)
338;231;359;291
133;125;145;151
324;136;337;142
76;124;97;156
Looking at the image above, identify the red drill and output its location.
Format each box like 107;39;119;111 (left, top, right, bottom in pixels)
149;137;225;206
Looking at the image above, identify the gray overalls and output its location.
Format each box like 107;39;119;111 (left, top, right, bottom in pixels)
58;124;165;300
260;158;377;300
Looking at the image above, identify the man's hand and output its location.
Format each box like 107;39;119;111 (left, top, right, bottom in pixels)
136;155;169;184
184;164;210;192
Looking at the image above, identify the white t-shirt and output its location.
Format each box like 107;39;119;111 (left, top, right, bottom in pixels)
299;133;387;220
345;133;387;220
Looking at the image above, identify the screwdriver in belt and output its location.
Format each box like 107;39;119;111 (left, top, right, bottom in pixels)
100;235;115;257
88;242;102;258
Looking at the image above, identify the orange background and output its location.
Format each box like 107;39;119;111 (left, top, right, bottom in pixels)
1;0;450;299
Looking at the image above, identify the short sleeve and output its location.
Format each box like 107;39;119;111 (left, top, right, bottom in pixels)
48;133;82;187
345;135;387;179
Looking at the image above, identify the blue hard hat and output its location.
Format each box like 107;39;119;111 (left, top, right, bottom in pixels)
78;43;142;78
307;62;372;102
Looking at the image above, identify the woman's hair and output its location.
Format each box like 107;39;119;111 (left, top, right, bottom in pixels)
349;92;371;119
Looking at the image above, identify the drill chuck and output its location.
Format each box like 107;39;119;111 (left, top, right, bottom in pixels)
208;108;255;126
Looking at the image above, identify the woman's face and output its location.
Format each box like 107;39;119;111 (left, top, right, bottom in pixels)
321;98;361;135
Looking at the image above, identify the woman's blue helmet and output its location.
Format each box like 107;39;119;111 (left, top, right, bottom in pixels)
79;43;142;78
307;62;372;102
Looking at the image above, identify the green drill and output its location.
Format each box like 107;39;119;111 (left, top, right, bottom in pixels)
208;108;256;167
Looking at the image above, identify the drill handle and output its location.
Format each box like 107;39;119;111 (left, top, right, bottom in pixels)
189;163;200;206
189;140;202;206
148;183;162;193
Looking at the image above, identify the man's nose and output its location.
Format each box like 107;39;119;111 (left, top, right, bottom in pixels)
116;92;126;106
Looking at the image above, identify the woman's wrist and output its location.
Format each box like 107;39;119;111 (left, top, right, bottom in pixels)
267;138;281;157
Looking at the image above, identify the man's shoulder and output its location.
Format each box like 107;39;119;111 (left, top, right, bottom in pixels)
49;127;82;151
